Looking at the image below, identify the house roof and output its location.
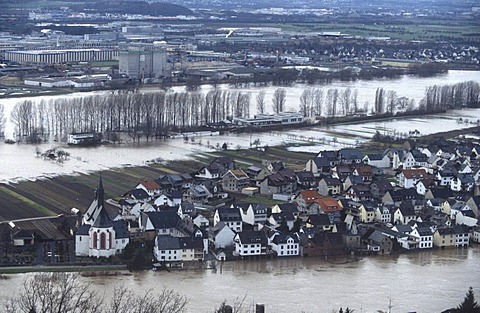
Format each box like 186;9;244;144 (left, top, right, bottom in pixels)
402;168;429;179
127;189;150;200
321;177;342;186
113;220;130;239
306;214;331;226
315;197;340;212
145;211;180;229
271;212;295;223
138;180;161;191
272;233;299;244
179;237;204;249
156;235;180;249
216;207;242;221
236;231;268;245
313;156;332;167
368;230;389;244
437;227;456;236
338;148;365;160
276;203;299;213
297;190;321;203
295;171;315;182
13;217;71;241
226;169;249;180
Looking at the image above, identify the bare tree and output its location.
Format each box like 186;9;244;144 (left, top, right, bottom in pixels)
312;88;323;116
0;103;5;137
110;286;188;313
4;272;188;313
272;88;286;113
256;90;266;114
386;90;397;114
4;272;103;313
300;89;312;117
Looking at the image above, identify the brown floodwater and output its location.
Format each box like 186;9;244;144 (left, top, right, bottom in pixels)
1;246;479;313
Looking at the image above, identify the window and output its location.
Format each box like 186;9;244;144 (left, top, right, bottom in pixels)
100;233;106;249
93;232;97;249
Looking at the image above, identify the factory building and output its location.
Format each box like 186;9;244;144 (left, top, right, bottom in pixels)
3;49;118;65
118;47;168;80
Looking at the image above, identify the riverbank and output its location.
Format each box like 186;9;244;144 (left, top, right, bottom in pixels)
0;264;128;274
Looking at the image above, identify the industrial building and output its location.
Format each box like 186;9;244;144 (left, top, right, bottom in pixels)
3;49;118;65
118;47;168;80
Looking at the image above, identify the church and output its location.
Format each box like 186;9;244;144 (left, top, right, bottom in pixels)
75;177;130;258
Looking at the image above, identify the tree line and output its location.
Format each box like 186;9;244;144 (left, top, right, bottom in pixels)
6;80;479;143
9;89;251;142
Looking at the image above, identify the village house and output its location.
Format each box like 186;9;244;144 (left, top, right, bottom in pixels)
369;179;394;200
398;168;431;189
235;203;268;226
305;156;333;175
135;180;162;197
300;232;345;257
259;170;297;196
234;231;269;257
222;169;250;192
375;205;393;224
214;207;243;233
450;173;475;192
363;153;390;168
364;230;393;254
318;177;343;196
268;211;296;231
410;226;434;249
183;185;213;204
197;157;235;180
314;197;342;220
295;171;317;189
393;206;417;225
293;190;322;212
269;233;300;257
208;221;236;250
351;164;373;182
338;148;365;164
382;188;421;204
139;210;183;236
455;225;470;247
154;235;205;264
344;184;372;202
305;214;335;232
359;204;376;223
433;227;456;248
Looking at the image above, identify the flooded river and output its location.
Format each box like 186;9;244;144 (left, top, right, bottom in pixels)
1;247;479;313
0;70;479;183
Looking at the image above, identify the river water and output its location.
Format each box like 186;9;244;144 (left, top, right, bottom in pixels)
0;70;479;183
0;247;479;313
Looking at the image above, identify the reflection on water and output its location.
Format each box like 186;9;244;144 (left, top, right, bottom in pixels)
1;247;479;312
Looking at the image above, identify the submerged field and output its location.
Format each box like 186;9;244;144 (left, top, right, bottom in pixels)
0;146;313;221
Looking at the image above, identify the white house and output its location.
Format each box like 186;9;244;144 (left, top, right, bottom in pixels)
410;227;434;249
214;207;243;233
375;206;392;224
234;231;268;257
208;221;236;249
269;233;299;257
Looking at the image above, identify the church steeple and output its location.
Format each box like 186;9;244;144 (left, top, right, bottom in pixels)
95;175;105;206
83;175;107;226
